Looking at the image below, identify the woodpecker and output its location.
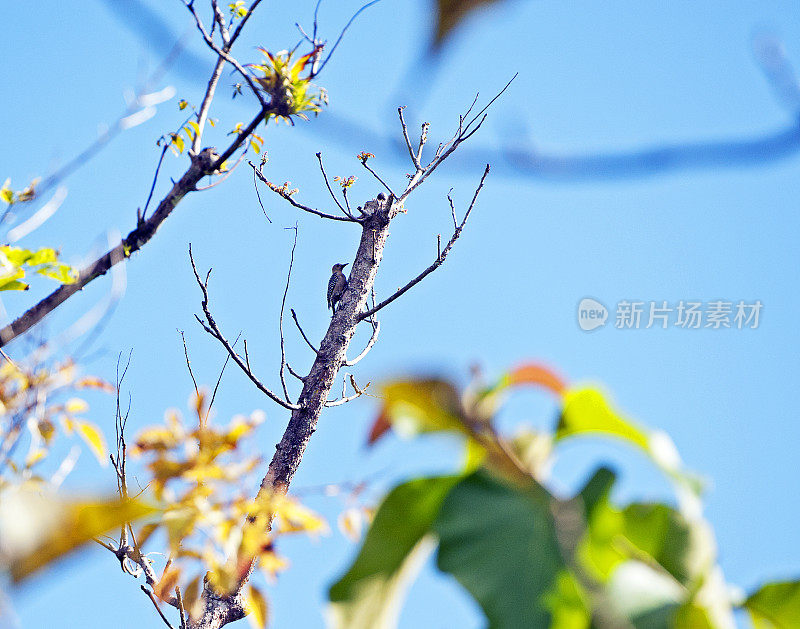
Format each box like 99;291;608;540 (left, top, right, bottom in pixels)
327;262;348;313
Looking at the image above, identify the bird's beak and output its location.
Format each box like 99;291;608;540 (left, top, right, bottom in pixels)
341;263;349;268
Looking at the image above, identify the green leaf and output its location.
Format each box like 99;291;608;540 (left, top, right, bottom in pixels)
745;580;800;628
328;475;462;629
619;503;714;587
542;570;591;629
606;560;684;628
433;470;567;628
557;387;650;450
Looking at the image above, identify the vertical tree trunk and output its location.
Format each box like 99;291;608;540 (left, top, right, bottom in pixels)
190;195;394;629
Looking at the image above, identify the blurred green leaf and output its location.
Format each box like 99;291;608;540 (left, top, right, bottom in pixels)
557;387;650;449
433;470;566;628
620;504;714;587
328;475;462;629
543;570;591;629
745;580;800;628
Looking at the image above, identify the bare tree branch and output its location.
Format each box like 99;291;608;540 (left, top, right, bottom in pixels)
250;162;355;222
286;362;306;382
398;106;420;169
359;158;395;197
278;226;299;402
359;163;490;321
290;309;318;354
313;0;382;77
399;76;514;203
182;0;269;110
251;156;272;223
0;102;271;348
141;586;177;629
229;0;264;45
206;337;235;423
189;245;300;411
343;319;380;366
179;330;200;396
191;55;226;154
315;152;356;219
325;374;370;407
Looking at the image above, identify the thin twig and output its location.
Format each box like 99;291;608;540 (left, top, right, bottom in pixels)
141;586;176;629
398;106;420;169
206;334;236;424
252;157;272;223
191;55;226;154
175;586;187;629
278;225;298;402
325;374;370;407
343;320;380;366
189;244;299;411
290;309;318;354
142;144;170;221
179;330;200;397
286;362;305;382
447;188;458;229
313;0;382;77
183;1;269;110
417;121;430;164
359;164;490;321
250;162;355;222
359;159;395;197
315;152;352;218
229;0;264;45
398;76;514;203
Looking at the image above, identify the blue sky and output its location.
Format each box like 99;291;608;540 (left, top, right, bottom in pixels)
2;1;800;627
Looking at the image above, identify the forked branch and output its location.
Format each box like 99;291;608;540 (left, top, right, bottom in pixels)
189;245;300;411
359;163;490;321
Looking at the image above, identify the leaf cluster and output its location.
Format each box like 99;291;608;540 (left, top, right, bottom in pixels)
330;364;799;628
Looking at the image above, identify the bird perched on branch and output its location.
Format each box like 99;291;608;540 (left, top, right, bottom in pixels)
327;262;348;313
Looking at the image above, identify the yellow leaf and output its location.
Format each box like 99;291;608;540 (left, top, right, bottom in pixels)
74;420;108;465
246;584;269;628
1;489;156;582
75;376;115;393
338;508;365;542
24;448;47;468
1;179;13;204
154;565;181;602
65;397;89;413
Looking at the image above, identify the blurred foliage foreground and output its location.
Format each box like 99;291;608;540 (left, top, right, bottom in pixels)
329;364;800;629
1;358;798;628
